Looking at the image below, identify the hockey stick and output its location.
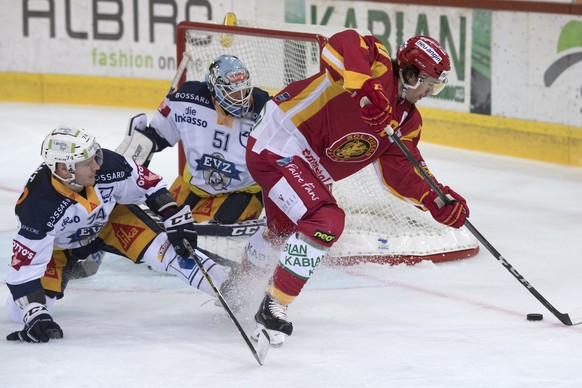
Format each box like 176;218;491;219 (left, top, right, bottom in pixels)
182;240;271;365
115;52;193;166
168;51;192;95
144;207;260;239
384;126;582;326
192;219;266;237
195;246;241;270
141;208;253;269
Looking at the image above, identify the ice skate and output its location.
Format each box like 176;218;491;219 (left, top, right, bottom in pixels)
253;293;293;347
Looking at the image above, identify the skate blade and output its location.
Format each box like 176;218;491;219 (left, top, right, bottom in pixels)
252;328;270;365
252;325;286;348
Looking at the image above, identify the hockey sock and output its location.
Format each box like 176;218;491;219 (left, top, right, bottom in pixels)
270;233;328;305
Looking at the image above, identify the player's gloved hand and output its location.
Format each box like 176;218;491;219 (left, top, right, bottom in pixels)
353;78;392;128
162;204;197;256
6;303;63;343
423;184;469;229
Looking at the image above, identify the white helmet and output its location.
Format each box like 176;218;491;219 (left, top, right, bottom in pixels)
205;55;253;117
41;126;103;185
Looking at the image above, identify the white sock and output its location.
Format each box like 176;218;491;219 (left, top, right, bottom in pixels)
142;234;227;297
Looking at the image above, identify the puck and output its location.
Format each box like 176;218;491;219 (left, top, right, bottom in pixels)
526;313;543;321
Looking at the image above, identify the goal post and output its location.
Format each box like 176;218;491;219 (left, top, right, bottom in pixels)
174;19;479;265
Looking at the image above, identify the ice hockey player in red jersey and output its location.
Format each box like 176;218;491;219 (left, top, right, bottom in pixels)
242;30;470;346
5;127;227;343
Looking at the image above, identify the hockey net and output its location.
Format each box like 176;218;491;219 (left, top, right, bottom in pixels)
175;20;479;265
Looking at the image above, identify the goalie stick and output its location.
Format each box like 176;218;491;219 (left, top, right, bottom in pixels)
143;207;263;245
191;219;266;237
168;51;192;96
195;246;240;270
115;51;192;165
383;125;582;326
182;239;271;365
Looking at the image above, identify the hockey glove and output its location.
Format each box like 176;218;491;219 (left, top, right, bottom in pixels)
353;78;392;128
423;184;469;229
6;303;63;343
115;113;157;166
162;204;198;257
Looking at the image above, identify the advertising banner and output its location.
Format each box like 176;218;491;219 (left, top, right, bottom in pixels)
0;0;254;80
0;0;580;127
492;12;582;126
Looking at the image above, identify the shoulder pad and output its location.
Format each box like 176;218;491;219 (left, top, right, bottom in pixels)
168;81;213;107
95;149;134;184
15;165;74;237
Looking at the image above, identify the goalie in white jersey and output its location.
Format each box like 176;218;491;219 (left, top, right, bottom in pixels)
5;127;228;343
117;55;271;224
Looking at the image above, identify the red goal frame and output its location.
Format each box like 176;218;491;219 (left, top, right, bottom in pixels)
172;20;479;265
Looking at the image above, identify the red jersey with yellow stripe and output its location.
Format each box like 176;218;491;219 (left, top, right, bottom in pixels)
249;29;434;207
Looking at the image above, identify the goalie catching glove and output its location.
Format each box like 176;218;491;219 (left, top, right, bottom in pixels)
162;204;198;257
353;78;392;128
422;184;469;229
7;303;63;343
115;113;168;166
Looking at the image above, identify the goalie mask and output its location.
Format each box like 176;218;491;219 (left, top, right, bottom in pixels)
205;55;253;117
396;36;451;96
41;126;103;186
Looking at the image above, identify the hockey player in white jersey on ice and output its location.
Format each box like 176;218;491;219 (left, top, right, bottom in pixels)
5;127;227;343
117;55;271;225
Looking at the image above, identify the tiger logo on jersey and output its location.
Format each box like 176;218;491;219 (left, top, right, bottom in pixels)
325;133;378;162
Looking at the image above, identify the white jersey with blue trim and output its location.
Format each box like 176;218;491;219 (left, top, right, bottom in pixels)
149;81;270;195
7;150;169;290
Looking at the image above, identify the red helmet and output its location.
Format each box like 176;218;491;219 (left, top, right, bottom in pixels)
396;36;450;82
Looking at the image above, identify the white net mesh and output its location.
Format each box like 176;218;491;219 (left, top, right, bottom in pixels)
328;164;478;263
177;20;478;264
183;22;323;95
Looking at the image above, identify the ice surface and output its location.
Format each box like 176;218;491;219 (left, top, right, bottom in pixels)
1;102;582;387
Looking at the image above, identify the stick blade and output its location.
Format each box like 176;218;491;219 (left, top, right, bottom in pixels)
567;305;582;325
253;329;271;365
